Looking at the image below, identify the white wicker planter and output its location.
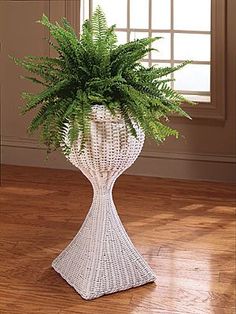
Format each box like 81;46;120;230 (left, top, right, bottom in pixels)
52;105;156;300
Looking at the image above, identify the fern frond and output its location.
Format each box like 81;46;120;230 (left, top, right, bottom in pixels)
21;79;70;113
13;7;194;154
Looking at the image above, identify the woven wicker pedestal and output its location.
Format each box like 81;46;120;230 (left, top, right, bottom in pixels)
52;105;156;300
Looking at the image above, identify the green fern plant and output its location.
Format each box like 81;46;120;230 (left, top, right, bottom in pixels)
13;6;193;154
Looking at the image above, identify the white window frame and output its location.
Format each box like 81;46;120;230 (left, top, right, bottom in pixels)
80;0;226;120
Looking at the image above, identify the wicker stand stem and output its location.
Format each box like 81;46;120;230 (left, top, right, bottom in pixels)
52;105;156;300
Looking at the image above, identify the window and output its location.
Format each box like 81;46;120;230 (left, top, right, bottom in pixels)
80;0;226;119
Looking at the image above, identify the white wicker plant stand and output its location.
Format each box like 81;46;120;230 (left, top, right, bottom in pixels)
52;105;156;300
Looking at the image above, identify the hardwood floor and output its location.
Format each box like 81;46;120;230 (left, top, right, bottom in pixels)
0;164;235;314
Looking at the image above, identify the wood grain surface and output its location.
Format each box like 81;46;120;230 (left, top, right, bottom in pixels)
0;165;235;314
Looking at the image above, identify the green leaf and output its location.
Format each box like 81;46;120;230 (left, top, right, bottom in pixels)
12;8;193;154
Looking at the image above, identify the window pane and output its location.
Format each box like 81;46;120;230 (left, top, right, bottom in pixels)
152;33;171;60
152;0;171;29
174;0;211;31
141;61;150;68
152;62;171;68
174;64;211;92
130;32;148;41
130;0;149;29
174;34;211;61
116;31;127;44
80;0;89;25
93;0;127;28
185;95;211;102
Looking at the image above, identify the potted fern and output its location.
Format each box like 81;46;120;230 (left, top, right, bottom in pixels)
14;7;192;300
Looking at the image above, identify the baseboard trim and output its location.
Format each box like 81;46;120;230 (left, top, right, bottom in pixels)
126;155;236;182
2;135;236;163
141;151;236;164
1;137;236;182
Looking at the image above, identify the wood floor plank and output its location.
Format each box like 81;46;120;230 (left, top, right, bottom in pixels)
0;165;235;313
